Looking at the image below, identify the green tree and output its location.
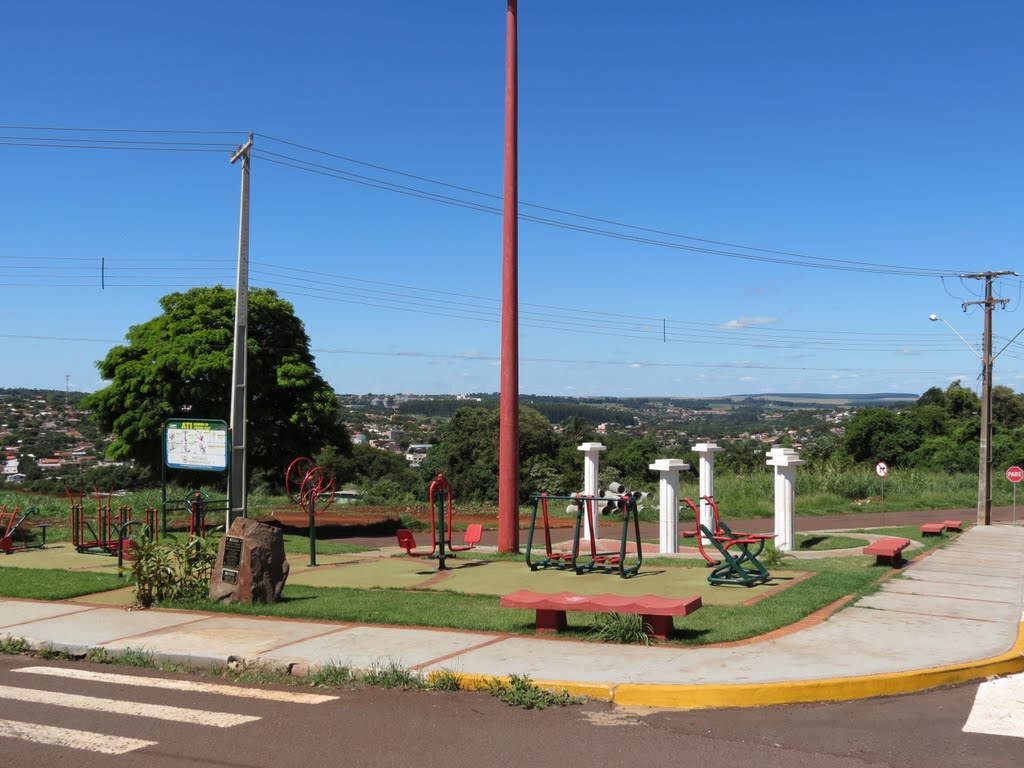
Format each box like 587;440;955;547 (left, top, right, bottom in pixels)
84;287;348;478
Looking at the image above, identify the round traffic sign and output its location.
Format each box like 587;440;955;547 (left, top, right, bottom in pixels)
1006;466;1024;484
875;461;889;478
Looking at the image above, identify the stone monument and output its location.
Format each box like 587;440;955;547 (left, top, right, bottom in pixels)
209;517;290;604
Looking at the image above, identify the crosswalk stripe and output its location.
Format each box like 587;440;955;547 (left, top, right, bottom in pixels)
963;672;1024;739
0;718;157;755
0;685;259;728
14;666;338;704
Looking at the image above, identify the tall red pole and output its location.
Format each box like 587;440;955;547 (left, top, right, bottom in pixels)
498;0;520;552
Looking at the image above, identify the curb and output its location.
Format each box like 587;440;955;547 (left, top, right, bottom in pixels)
455;621;1024;710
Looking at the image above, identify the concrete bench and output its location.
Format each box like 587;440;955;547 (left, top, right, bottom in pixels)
920;523;946;536
942;520;963;532
863;537;911;566
499;590;702;639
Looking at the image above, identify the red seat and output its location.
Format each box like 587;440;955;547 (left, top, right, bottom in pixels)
396;528;432;557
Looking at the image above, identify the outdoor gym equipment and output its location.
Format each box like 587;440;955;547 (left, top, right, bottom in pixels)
682;496;775;565
160;490;228;539
0;505;47;553
285;456;337;567
525;491;643;578
698;522;772;586
395;474;481;571
66;484;157;557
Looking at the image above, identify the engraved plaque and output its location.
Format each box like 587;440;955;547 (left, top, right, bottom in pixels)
222;568;238;585
223;536;243;569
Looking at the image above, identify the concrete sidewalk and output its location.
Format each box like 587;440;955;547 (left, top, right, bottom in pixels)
1;525;1022;709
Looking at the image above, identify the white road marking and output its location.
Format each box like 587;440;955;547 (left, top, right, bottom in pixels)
963;672;1024;739
14;666;338;704
0;684;259;727
0;718;157;755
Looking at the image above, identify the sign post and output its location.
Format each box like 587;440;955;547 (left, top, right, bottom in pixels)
875;461;889;526
1006;465;1023;525
162;419;230;535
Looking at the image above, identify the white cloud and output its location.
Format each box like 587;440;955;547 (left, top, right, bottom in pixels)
740;375;756;382
718;316;780;330
629;362;643;369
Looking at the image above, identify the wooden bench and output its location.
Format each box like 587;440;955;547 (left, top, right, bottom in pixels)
863;537;911;566
499;590;702;639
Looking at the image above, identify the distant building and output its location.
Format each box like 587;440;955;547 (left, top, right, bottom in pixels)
352;433;369;446
404;444;432;467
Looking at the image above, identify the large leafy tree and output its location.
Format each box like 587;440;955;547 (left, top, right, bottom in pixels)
84;286;347;477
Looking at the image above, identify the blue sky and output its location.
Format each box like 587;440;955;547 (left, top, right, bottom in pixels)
2;1;1022;399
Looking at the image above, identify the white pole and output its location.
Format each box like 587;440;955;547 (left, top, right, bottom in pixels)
578;442;606;540
692;442;723;544
765;447;804;551
650;459;690;553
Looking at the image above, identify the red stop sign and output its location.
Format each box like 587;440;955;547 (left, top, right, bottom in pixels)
1006;466;1024;484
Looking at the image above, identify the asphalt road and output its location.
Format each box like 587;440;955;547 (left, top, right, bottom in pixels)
0;656;1020;768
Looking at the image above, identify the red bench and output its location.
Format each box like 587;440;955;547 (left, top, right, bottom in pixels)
499;590;702;639
920;519;963;536
863;537;911;566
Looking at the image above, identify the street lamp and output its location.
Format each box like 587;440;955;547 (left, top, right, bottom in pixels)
929;313;991;525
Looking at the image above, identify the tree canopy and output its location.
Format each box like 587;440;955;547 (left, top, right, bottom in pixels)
84;286;348;479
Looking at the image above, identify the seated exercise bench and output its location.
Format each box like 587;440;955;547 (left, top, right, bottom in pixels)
499;590;702;639
863;536;911;566
698;523;773;586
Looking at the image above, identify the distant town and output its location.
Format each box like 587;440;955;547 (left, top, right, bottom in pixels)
3;388;915;486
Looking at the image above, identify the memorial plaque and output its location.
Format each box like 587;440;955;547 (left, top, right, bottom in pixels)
222;569;238;584
223;536;243;569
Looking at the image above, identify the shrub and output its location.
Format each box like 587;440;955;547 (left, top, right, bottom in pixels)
127;530;218;608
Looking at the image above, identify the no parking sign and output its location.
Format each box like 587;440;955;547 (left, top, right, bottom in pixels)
875;461;888;478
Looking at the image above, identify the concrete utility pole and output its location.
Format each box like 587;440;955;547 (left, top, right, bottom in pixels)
961;271;1014;526
498;0;520;552
228;133;254;529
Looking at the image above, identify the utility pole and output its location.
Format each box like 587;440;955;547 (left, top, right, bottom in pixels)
962;271;1013;526
228;133;253;529
498;0;520;552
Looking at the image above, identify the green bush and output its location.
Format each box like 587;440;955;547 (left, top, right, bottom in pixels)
127;531;218;608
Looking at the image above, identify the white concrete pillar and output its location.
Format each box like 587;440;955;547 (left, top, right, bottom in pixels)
649;459;690;553
765;446;805;552
691;442;723;542
578;442;606;540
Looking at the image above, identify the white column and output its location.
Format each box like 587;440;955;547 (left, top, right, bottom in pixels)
691;442;723;542
649;459;690;553
765;447;805;552
578;442;606;540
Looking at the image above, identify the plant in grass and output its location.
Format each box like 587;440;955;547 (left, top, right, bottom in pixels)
590;613;654;646
117;647;157;668
757;541;793;569
307;662;358;689
428;668;463;691
86;647;111;664
36;646;74;660
127;530;218;608
361;660;427;689
485;674;584;710
0;636;30;655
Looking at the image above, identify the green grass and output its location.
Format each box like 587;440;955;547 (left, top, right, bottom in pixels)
0;566;126;600
282;535;374;555
795;534;868;551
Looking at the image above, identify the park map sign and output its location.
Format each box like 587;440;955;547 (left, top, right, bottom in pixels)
164;419;229;472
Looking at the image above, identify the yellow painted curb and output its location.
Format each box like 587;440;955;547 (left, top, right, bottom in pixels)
476;622;1024;710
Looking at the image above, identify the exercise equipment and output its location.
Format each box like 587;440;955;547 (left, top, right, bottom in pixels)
66;484;157;557
285;456;337;567
395;474;480;571
698;522;772;586
682;495;775;565
525;491;643;578
0;505;46;553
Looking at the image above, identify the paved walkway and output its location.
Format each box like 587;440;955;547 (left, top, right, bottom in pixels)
1;524;1022;709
